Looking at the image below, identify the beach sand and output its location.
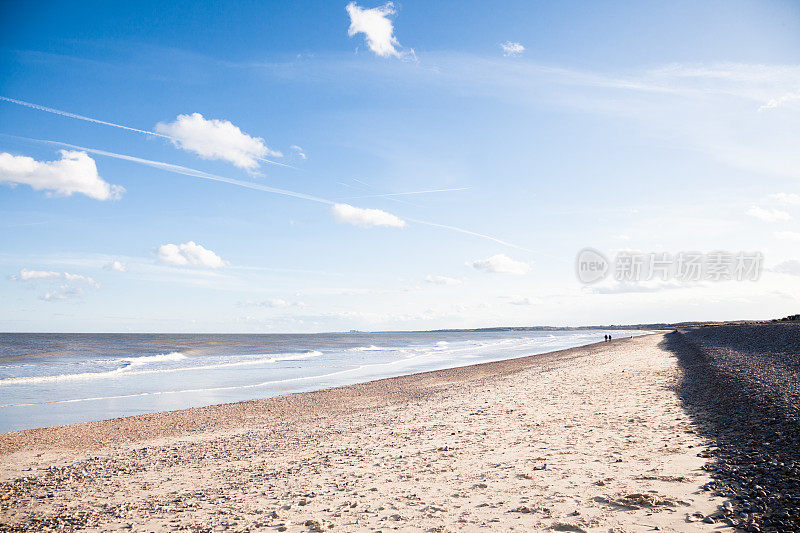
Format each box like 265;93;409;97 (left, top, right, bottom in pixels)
0;333;729;532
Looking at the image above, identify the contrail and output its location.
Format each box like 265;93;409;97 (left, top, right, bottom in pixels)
7;135;529;251
0;96;293;169
339;187;469;199
256;157;295;169
336;178;421;208
0;96;170;139
36;139;331;205
408;218;532;252
350;178;372;189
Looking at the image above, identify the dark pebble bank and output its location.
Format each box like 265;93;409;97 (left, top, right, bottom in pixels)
664;323;800;532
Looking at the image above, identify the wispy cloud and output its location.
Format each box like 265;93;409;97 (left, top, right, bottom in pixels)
290;145;307;159
469;254;531;275
0;251;238;291
11;268;100;301
772;260;800;276
346;2;413;59
774;231;800;241
354;57;800;180
155;113;283;171
0;150;124;200
331;203;406;228
156;241;228;268
759;89;800;111
768;192;800;205
240;298;306;308
589;279;694;294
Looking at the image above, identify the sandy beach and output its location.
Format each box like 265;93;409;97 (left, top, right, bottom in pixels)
0;333;730;531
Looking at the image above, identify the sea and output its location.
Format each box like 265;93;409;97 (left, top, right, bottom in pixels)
0;329;648;432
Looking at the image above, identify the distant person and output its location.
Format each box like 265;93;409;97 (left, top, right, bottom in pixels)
604;334;609;341
608;334;612;341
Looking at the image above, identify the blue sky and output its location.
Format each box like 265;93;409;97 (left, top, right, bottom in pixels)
2;0;800;332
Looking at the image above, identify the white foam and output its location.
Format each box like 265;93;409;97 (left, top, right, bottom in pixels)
119;351;187;367
346;345;395;352
0;350;323;386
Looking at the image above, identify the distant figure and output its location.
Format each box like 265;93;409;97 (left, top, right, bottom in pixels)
608;334;612;341
604;334;609;341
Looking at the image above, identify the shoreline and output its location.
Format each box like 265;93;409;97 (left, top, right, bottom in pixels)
0;329;651;434
0;332;731;531
0;334;654;451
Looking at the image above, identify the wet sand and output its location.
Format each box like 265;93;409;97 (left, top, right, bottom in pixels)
0;333;728;532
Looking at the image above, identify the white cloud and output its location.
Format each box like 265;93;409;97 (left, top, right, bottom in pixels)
508;296;533;305
155;113;281;171
0;150;124;200
331;203;406;228
768;192;800;205
746;206;792;222
469;254;531;275
156;241;228;268
774;231;800;241
346;2;413;59
290;145;307;159
500;41;525;57
424;275;463;286
103;260;128;272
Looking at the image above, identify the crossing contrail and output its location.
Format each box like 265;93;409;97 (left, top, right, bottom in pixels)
5;135;530;251
35;139;331;205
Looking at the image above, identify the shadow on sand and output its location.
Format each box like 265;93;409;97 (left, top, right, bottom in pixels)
659;328;800;532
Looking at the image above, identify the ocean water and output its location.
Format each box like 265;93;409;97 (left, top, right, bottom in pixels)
0;329;648;432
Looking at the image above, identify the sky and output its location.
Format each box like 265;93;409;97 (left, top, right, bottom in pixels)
1;0;800;333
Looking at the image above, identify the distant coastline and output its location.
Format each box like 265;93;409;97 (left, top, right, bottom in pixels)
0;318;775;336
